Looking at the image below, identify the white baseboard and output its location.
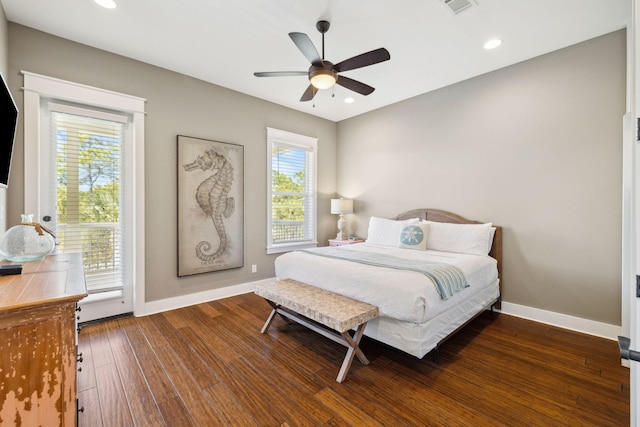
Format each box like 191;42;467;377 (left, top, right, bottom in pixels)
140;278;622;342
141;278;273;316
498;302;622;341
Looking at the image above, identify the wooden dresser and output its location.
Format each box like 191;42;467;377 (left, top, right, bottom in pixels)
0;253;87;426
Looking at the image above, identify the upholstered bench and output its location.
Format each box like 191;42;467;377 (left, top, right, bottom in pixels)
255;279;379;383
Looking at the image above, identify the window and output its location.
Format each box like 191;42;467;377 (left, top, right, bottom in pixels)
49;103;126;295
266;127;318;254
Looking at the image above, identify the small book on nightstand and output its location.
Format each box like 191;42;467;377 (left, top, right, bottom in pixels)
329;239;364;247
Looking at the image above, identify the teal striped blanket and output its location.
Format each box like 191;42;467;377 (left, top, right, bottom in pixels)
300;247;469;300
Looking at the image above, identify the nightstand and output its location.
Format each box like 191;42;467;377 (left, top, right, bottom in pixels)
329;239;364;247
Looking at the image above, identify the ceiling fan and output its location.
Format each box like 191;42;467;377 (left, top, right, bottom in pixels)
254;20;391;102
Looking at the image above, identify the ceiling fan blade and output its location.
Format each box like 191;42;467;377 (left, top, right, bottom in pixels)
300;84;318;102
336;75;375;96
289;32;322;66
334;48;390;73
254;71;307;77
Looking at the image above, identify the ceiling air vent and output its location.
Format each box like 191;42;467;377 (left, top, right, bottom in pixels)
441;0;477;15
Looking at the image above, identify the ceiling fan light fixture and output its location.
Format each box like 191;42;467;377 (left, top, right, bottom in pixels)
310;69;336;90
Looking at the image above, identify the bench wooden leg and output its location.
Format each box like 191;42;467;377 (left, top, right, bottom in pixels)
260;308;278;334
261;301;295;333
337;322;369;383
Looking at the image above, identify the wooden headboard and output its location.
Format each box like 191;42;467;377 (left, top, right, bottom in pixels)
393;209;502;308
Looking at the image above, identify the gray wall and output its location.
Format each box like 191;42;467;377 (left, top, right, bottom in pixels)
337;30;626;326
6;24;338;302
0;4;7;72
4;22;627;325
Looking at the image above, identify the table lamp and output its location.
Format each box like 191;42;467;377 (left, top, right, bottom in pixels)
330;198;353;240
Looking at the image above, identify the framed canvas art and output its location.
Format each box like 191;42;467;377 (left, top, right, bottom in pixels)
177;135;244;276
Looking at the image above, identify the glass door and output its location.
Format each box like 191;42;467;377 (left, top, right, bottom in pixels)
42;103;133;322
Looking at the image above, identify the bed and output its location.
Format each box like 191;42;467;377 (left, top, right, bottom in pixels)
274;209;502;359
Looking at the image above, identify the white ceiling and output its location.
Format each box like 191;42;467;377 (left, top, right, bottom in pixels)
1;0;631;122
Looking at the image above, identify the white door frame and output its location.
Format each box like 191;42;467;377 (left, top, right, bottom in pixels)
21;72;146;321
625;2;639;425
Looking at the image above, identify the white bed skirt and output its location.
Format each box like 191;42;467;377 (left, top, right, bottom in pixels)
362;279;500;358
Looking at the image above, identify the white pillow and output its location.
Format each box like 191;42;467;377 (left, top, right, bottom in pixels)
398;223;429;250
366;216;419;247
423;221;493;256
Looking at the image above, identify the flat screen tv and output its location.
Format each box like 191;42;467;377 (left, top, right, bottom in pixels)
0;72;18;189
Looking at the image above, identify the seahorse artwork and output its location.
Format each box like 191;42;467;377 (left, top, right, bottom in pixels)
183;149;235;262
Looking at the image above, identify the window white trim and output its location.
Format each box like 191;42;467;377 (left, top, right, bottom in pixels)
22;71;146;317
266;127;318;254
48;101;130;123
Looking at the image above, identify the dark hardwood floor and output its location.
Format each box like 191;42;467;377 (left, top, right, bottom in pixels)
77;292;630;426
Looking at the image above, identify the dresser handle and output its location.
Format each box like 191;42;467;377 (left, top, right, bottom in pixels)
78;406;85;413
77;366;82;372
77;353;83;363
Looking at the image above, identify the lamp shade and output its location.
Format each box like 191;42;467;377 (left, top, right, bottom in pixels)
331;198;353;215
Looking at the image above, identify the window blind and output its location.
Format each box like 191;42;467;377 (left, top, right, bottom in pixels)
271;142;315;243
49;105;126;295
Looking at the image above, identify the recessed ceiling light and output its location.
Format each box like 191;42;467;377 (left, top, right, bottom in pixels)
484;39;502;50
344;97;355;104
94;0;117;9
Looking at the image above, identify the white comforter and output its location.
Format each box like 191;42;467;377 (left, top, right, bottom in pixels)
274;243;499;324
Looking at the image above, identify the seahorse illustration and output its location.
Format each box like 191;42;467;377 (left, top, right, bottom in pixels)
183;149;234;262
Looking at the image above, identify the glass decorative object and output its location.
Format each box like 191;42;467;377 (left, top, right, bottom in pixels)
0;214;56;262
